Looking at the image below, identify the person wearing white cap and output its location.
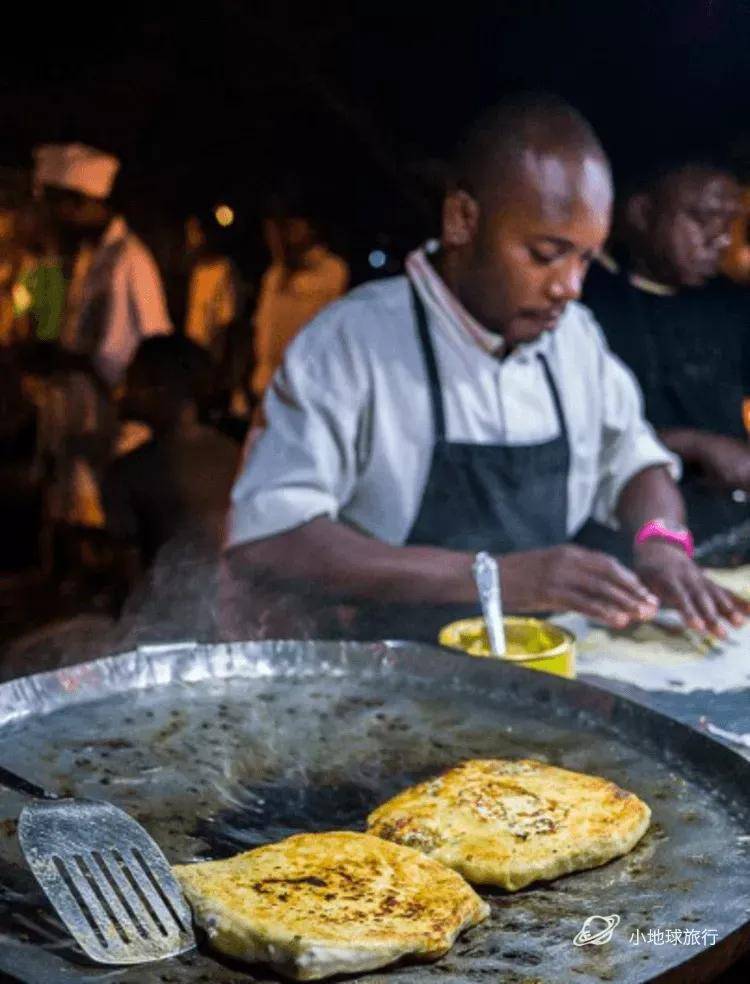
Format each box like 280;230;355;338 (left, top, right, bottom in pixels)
33;142;172;386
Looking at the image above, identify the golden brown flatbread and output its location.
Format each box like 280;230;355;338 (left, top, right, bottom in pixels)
173;830;488;980
368;758;651;891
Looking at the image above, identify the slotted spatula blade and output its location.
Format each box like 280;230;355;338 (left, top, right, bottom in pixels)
18;798;194;964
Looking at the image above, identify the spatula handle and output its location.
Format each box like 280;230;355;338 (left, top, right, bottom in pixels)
0;765;58;800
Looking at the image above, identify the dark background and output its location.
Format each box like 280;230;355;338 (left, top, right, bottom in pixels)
2;0;749;274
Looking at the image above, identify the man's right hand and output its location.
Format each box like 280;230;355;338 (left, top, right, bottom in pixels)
500;545;659;628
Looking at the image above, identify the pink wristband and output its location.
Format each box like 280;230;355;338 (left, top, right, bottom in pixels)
634;519;694;558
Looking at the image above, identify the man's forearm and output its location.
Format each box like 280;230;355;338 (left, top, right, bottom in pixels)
224;515;671;623
224;516;478;605
615;464;686;536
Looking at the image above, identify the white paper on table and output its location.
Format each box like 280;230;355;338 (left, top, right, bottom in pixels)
549;567;750;694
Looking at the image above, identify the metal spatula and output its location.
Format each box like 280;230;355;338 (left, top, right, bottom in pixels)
0;764;195;965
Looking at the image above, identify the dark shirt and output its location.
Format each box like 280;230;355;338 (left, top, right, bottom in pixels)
583;261;750;440
102;424;239;565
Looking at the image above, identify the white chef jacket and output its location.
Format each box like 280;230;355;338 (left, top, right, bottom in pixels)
61;216;172;385
251;245;349;397
227;274;679;549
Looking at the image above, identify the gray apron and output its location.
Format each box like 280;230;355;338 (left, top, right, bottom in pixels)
406;282;570;551
353;284;572;641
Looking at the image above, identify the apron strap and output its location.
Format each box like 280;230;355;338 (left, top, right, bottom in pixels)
409;281;446;440
537;352;570;445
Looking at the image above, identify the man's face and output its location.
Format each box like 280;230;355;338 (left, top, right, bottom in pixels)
641;170;740;287
445;150;612;348
284;217;315;249
42;186;109;234
120;363;182;428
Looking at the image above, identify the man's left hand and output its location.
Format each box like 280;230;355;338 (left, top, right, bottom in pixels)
633;540;750;635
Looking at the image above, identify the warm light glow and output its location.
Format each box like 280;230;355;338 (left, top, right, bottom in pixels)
12;282;32;315
215;204;235;227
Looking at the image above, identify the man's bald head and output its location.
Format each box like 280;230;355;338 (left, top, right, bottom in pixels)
436;94;612;350
453;92;611;207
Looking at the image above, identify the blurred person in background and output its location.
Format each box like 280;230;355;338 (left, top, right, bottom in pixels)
182;208;254;436
251;205;349;402
24;143;174;577
33;142;172;387
102;336;240;587
583;160;750;544
184;210;242;356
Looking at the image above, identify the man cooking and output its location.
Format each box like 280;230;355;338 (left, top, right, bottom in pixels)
583;160;750;546
225;94;747;640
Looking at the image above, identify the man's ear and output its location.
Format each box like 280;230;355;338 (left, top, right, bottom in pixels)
442;189;480;247
625;191;652;235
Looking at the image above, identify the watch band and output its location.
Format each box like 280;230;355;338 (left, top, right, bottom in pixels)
634;518;694;559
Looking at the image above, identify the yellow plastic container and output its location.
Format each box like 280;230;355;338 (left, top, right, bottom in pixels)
438;615;576;679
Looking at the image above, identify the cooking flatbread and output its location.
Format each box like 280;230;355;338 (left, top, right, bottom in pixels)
579;567;750;669
173;830;488;981
581;623;708;668
368;759;651;891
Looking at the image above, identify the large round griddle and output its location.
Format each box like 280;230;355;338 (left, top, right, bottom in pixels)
0;639;748;983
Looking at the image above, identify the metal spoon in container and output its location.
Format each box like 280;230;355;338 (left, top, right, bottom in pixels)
472;551;506;657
